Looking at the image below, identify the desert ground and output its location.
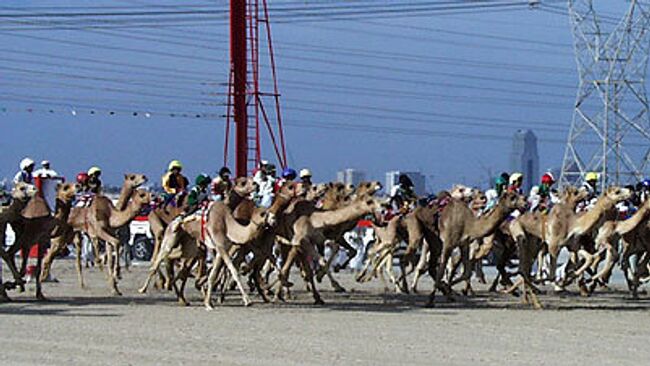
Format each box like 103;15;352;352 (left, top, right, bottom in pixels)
1;260;649;366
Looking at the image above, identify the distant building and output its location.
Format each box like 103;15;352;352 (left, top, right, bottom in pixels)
337;168;366;187
385;170;426;196
510;129;539;192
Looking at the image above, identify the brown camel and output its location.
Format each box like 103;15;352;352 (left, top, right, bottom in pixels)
544;186;631;291
146;176;256;290
588;197;650;292
139;181;301;307
427;191;526;306
272;196;383;304
0;182;37;298
5;182;78;300
41;173;147;285
505;186;588;307
61;189;152;294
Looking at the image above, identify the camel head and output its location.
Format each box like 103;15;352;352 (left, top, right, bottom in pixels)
306;183;328;201
561;186;589;205
55;182;79;202
124;173;148;188
267;181;306;226
250;208;270;228
498;191;527;211
11;182;37;201
232;176;257;197
132;189;153;208
602;186;632;202
358;197;383;221
354;181;382;199
450;184;473;202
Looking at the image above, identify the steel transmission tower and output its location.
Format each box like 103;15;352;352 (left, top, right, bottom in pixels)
560;0;650;189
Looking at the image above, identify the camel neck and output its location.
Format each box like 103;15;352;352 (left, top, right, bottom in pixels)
115;183;134;211
469;201;510;239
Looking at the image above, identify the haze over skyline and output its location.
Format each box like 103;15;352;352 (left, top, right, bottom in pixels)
0;1;641;189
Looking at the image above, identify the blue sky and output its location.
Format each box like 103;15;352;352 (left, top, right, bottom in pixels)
0;1;639;189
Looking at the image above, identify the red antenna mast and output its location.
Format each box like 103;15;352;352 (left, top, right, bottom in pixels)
225;0;287;177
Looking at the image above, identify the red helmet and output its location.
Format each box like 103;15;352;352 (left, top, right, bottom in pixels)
76;172;89;184
541;173;555;185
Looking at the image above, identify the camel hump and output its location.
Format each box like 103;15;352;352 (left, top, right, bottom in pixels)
22;195;51;219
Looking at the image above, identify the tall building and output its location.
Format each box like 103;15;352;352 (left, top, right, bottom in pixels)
336;168;366;187
385;170;426;196
510;129;539;192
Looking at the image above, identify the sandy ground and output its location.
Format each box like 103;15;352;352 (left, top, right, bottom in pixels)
1;260;650;366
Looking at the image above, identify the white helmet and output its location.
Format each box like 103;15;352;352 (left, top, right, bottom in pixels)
20;157;35;170
300;169;312;178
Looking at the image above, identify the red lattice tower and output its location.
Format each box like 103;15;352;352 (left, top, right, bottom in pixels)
224;0;287;177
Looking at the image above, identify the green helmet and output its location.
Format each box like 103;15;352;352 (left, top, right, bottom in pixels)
195;173;211;186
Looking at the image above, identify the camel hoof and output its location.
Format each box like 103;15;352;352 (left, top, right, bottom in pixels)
0;289;11;302
36;293;47;301
112;290;123;297
243;299;252;307
314;298;325;305
138;287;147;294
204;303;215;311
178;299;190;307
333;285;346;293
333;264;342;273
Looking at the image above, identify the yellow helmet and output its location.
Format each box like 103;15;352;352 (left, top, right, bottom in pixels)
168;160;183;171
88;166;101;176
585;172;599;182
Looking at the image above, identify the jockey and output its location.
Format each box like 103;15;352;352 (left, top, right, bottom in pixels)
579;172;600;211
162;160;189;205
276;168;297;192
185;173;211;216
508;172;523;194
299;168;313;187
87;166;103;194
254;163;276;208
390;174;417;213
13;157;35;186
34;160;58;178
211;166;232;201
530;172;555;213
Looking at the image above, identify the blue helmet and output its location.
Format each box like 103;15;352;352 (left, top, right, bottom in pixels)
282;168;297;180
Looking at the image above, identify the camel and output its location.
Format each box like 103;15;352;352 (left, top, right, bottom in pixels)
544;186;631;291
147;176;257;290
5;182;78;300
588;197;650;294
0;182;37;298
271;196;383;305
505;186;588;307
427;191;526;306
41;173;147;285
57;189;152;294
139;181;302;307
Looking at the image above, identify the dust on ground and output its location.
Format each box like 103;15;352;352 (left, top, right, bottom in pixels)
1;260;649;366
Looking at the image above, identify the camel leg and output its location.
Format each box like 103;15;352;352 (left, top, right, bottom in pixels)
591;244;617;283
95;229;121;295
34;243;46;301
214;243;251;307
73;233;85;288
516;235;542;309
139;230;180;294
429;243;455;306
41;238;66;282
410;240;430;293
0;247;24;290
299;252;324;305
